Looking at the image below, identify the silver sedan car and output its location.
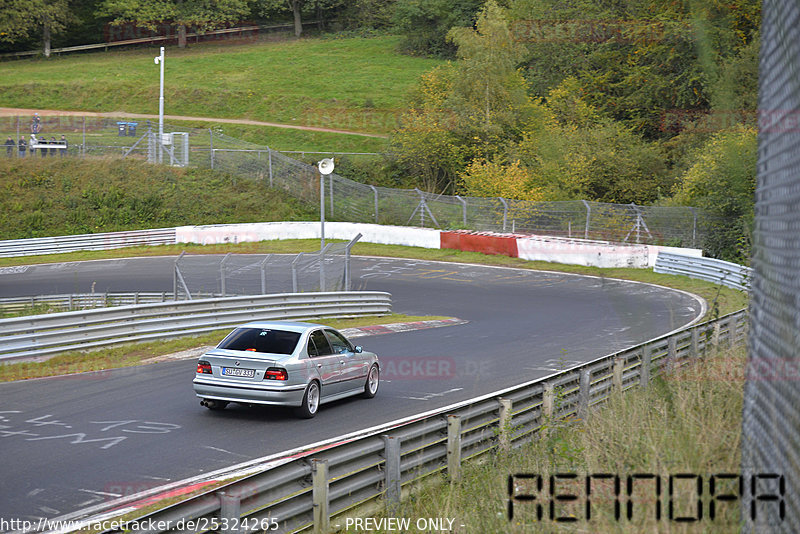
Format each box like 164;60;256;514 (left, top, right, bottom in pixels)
192;321;380;418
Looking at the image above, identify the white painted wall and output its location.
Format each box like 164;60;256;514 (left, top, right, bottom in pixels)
176;222;442;249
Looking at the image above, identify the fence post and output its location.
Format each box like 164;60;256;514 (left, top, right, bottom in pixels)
498;197;509;232
345;233;362;292
613;357;624;392
455;195;467;227
292;253;303;293
667;336;678;372
260;254;273;295
581;200;591;239
220;253;231;297
446;415;461;483
498;398;512;452
369;185;379;224
209;128;214;169
319;243;331;292
691;327;700;358
268;147;273;188
312;459;329;534
329;174;334;218
640;345;652;387
217;491;241;534
713;321;721;349
382;436;401;513
578;369;591;417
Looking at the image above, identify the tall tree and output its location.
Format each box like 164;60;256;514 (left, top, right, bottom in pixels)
98;0;250;48
0;0;74;57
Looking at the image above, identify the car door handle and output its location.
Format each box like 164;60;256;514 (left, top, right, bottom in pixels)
339;361;346;365
317;364;323;368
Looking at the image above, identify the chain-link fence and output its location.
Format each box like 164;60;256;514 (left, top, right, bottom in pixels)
172;235;360;300
741;0;800;531
1;113;722;247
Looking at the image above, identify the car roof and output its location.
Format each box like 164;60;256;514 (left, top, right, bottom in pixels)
236;320;328;333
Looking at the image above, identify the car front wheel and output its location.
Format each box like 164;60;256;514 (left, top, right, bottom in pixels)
362;364;379;398
296;381;320;418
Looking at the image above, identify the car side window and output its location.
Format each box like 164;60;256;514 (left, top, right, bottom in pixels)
325;329;353;354
308;330;333;357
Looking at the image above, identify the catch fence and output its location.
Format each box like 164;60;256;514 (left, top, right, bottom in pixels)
173;235;361;299
1;114;721;248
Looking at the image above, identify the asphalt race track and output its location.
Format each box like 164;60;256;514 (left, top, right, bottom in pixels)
0;256;703;522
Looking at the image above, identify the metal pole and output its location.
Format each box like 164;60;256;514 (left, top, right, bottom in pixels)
329;174;334;218
260;254;272;295
455;195;467;227
581;200;591;239
209;128;214;169
499;197;509;232
82;116;86;158
268;147;273;187
220;253;231;297
157;46;165;164
320;169;326;249
344;233;362;292
369;185;379;223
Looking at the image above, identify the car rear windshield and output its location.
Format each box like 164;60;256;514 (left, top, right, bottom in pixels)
217;328;301;355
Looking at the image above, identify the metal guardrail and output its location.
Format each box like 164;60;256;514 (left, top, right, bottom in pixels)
0;291;391;361
0;228;176;258
654;252;752;291
0;292;182;313
72;309;745;534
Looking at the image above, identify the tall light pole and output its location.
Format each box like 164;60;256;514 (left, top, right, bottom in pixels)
317;158;335;249
154;47;165;163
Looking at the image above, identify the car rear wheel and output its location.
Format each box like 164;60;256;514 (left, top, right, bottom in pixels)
296;381;320;418
362;364;379;398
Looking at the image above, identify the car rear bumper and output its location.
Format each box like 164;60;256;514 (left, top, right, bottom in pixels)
193;378;306;407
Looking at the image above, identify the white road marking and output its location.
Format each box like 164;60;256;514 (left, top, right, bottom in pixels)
400;388;463;401
78;489;122;498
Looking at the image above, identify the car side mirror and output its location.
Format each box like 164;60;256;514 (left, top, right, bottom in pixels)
354;346;363;353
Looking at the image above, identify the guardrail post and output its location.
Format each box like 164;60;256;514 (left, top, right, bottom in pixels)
382;436;401;513
541;383;554;436
498;398;512;452
613;357;624;392
691;327;700;358
217;491;241;534
727;316;738;347
578;369;591;417
312;459;329;534
667;336;678;372
446;415;461;483
713;322;721;349
369;185;379;223
640;345;652;387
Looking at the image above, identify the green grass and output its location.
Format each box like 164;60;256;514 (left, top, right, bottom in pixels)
352;345;745;533
0;35;441;136
0;157;316;239
0;314;446;382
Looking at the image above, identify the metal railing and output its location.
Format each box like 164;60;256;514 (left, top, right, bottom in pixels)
0;228;176;258
0;291;391;362
74;308;746;534
654;252;752;291
0;292;180;313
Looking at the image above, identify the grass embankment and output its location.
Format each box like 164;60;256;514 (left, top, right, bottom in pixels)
0;157;316;239
0;36;440;136
354;345;746;534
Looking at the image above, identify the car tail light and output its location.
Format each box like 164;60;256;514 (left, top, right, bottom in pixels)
264;367;288;381
197;361;212;374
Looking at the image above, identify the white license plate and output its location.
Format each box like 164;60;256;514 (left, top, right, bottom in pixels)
223;367;255;378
